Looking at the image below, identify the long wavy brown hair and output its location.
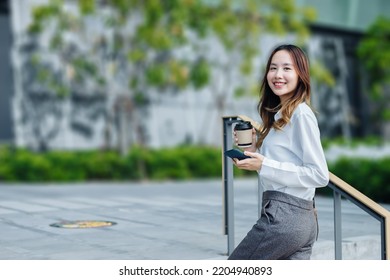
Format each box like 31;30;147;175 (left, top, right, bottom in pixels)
256;44;311;148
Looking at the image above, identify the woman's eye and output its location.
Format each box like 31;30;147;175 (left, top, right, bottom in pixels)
284;67;291;71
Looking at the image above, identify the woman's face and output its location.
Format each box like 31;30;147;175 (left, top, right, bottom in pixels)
266;50;299;104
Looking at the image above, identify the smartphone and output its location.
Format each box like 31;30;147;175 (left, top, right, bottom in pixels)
224;149;251;160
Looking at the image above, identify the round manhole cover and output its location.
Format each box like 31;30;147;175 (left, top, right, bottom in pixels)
50;220;117;229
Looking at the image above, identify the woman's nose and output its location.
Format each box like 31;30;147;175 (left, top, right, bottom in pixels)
274;68;283;78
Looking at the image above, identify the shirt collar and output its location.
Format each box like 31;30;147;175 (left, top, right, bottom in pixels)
274;110;282;120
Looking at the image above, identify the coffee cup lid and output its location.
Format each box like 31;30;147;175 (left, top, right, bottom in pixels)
235;121;252;130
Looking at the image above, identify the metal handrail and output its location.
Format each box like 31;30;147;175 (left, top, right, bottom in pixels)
222;115;390;259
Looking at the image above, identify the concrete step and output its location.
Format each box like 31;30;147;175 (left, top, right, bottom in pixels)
209;235;382;260
311;235;381;260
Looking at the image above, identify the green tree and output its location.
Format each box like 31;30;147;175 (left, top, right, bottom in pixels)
25;0;315;154
357;16;390;137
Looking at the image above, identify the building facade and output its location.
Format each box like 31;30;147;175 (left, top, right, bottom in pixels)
0;0;13;144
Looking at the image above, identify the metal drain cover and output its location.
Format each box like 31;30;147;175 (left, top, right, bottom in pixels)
50;220;117;229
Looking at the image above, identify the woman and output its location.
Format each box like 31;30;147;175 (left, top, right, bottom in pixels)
228;44;329;260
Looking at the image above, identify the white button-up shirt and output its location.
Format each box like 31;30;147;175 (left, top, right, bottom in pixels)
258;102;329;201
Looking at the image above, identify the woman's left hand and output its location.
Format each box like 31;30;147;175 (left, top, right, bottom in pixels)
233;151;264;171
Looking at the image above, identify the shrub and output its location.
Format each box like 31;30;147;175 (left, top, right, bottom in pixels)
45;151;87;181
327;157;390;203
0;145;389;204
0;145;225;182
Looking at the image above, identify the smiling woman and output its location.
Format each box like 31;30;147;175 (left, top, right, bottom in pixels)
228;44;329;260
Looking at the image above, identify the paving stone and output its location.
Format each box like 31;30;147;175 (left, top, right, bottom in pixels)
0;179;388;260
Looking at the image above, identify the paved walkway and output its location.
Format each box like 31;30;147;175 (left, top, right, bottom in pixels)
0;178;389;260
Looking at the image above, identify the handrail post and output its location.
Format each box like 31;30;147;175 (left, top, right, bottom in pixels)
222;116;239;256
380;219;387;259
333;191;342;259
384;217;390;260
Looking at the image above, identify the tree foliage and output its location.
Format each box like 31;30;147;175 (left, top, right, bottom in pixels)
358;16;390;121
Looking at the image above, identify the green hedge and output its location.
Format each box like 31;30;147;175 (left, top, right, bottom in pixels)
0;145;228;182
0;145;389;203
323;157;390;203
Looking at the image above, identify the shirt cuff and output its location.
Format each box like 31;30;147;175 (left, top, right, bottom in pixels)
258;157;276;180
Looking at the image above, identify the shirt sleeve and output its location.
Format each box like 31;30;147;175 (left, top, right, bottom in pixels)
259;113;329;189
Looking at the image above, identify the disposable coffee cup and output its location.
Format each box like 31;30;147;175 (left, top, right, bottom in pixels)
234;121;253;148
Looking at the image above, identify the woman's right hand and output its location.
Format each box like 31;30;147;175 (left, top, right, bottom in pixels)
233;128;257;152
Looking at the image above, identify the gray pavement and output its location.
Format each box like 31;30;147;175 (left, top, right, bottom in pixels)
0;178;389;260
